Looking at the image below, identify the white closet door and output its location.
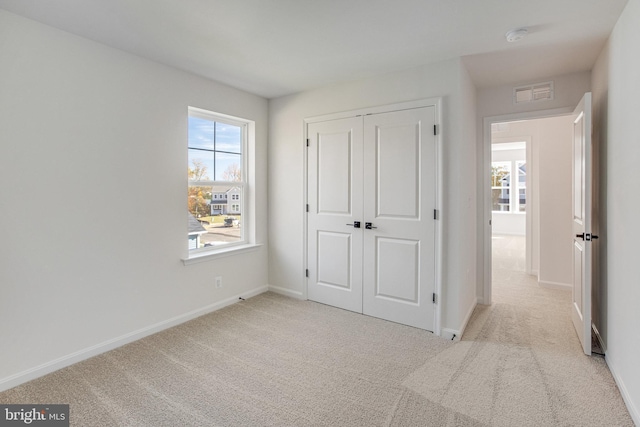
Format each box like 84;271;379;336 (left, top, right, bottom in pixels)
306;105;437;331
362;107;437;330
307;117;364;313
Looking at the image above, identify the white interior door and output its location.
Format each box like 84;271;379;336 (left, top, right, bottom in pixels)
307;117;364;313
362;107;436;330
571;92;593;355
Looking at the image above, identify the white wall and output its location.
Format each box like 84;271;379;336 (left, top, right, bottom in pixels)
536;115;573;288
268;58;478;336
592;0;640;422
0;10;269;390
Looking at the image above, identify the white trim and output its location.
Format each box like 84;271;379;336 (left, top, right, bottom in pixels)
0;285;269;393
606;356;640;426
305;99;438;124
182;243;262;265
538;280;571;290
434;98;443;336
303;98;443;335
482;107;574;306
441;298;477;341
268;285;305;300
441;328;460;341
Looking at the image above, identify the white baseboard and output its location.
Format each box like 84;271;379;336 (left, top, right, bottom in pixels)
0;285;269;393
441;299;478;342
605;355;640;426
538;280;571;290
441;328;461;341
268;284;304;300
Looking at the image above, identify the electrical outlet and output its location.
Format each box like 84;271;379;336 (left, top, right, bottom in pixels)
215;276;223;288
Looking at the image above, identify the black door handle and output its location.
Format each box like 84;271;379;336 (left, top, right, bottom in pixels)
577;233;599;241
347;221;361;228
365;222;377;230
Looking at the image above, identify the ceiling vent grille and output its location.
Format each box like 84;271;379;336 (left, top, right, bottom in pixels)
513;81;554;104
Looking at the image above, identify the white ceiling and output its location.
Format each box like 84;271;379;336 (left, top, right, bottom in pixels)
0;0;629;99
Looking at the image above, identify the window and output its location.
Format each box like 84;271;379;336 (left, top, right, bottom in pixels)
491;160;527;213
188;107;247;252
516;161;526;212
491;162;511;212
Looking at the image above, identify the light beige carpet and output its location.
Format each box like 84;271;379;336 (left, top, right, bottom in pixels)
0;238;633;425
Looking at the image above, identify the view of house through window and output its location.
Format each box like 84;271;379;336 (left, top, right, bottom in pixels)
491;161;511;212
491;160;526;213
188;107;246;251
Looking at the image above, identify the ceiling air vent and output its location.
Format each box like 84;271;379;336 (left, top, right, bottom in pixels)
513;81;554;104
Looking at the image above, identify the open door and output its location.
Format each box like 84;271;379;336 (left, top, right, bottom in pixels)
571;92;594;355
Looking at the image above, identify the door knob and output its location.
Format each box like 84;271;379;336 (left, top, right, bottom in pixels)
347;221;361;228
576;233;599;241
365;222;377;230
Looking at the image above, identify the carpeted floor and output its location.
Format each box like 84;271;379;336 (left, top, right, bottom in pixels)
0;237;633;425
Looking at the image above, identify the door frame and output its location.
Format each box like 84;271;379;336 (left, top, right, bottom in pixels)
481;107;573;305
303;98;443;335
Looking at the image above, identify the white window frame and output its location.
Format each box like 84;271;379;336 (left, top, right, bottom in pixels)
516;160;526;213
184;107;257;264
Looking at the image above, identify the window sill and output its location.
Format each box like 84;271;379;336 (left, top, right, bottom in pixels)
182;243;262;266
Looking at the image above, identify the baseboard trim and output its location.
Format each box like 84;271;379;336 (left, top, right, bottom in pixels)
441;328;460;341
268;285;304;300
605;355;640;426
441;299;478;342
0;285;269;393
538;280;571;290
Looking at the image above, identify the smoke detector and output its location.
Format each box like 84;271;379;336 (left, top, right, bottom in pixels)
506;28;528;43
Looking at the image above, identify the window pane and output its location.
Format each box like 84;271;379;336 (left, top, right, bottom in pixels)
492;188;510;212
519;188;526;212
200;186;243;247
188;116;215;150
491;161;511;212
188;149;214;182
491;163;510;187
215;152;242;181
215;122;242;154
188;185;212;219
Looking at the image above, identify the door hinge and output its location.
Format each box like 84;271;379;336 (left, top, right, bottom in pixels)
306;138;309;147
433;124;438;136
306;204;309;212
433;209;438;220
305;269;309;278
432;293;437;304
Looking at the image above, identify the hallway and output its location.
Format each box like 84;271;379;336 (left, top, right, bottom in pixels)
451;234;633;425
